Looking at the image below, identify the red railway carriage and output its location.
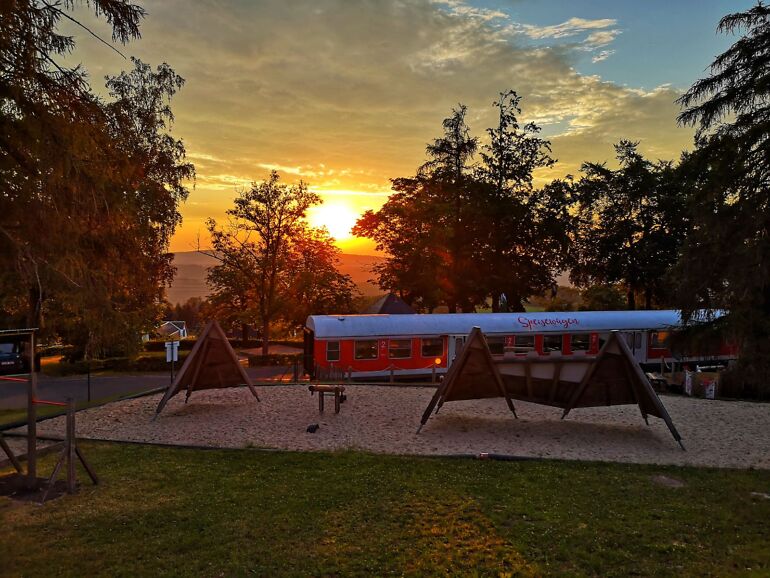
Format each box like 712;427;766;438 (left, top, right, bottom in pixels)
304;310;736;380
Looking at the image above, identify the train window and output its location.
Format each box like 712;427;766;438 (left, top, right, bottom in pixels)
650;331;669;348
598;334;609;350
506;335;535;354
571;334;590;352
543;334;563;353
389;339;412;359
486;336;505;356
326;341;340;362
421;338;443;358
354;340;378;360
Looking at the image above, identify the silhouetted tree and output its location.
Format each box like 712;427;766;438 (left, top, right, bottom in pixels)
355;94;573;313
420;105;481;311
675;2;770;394
353;176;450;312
476;91;570;311
571;141;686;309
580;285;626;311
163;297;204;334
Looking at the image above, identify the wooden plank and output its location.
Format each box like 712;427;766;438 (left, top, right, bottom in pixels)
0;434;22;473
185;339;211;403
615;335;684;449
622;357;649;425
548;361;562;403
40;449;66;503
211;320;260;401
75;446;99;485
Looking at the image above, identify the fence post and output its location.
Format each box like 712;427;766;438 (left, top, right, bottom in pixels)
389;365;394;384
26;331;37;490
66;398;76;494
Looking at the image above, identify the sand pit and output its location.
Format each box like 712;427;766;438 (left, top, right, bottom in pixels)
23;385;770;469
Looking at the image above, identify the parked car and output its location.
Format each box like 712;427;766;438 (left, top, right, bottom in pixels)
0;341;25;374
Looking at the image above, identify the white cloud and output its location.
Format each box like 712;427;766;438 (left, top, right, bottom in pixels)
62;0;689;250
592;50;615;63
513;17;618;40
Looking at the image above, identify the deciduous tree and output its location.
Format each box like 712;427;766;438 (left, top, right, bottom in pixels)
206;171;321;355
0;2;193;358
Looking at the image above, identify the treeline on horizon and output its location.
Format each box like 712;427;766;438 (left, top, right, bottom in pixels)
2;2;770;392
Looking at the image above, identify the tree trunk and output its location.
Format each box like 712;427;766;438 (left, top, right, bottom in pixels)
644;288;652;310
27;286;42;330
626;285;636;310
261;317;270;356
491;293;500;313
241;323;250;346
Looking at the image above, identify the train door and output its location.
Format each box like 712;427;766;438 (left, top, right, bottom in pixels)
447;335;466;366
622;331;647;364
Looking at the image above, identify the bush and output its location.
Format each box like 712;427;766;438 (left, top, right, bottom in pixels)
143;338;303;352
143;339;197;352
43;352;190;376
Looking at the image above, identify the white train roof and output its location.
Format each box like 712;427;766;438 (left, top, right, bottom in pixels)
306;310;718;339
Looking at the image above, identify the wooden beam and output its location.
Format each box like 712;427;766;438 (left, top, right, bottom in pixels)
0;434;22;473
548;361;562;403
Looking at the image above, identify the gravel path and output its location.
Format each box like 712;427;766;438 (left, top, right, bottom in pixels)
23;385;770;469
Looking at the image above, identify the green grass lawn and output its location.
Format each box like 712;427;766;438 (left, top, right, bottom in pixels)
2;444;769;577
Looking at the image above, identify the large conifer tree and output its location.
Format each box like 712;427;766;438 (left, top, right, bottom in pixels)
676;2;770;394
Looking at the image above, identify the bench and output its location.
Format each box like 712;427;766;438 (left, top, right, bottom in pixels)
308;385;346;414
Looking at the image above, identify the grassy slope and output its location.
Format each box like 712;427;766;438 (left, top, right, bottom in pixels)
2;444;769;577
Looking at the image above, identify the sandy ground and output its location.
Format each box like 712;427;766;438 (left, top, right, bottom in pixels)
19;385;770;469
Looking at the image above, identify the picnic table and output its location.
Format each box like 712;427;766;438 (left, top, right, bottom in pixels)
308;385;346;414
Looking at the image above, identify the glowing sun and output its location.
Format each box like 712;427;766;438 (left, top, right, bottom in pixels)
307;203;360;241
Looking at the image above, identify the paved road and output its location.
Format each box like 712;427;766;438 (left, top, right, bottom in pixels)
0;366;292;409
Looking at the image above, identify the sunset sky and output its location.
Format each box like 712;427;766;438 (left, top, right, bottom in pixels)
62;0;751;255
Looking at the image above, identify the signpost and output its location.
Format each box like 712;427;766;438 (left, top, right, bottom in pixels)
165;337;180;383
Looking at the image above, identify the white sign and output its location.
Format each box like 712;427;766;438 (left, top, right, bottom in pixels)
165;340;179;362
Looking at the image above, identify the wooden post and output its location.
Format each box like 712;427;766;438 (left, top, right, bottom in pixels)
26;331;37;490
389;365;394;384
66;398;76;494
431;363;436;384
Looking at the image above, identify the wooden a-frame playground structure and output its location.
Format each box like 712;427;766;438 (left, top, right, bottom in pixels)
419;327;685;449
154;320;259;417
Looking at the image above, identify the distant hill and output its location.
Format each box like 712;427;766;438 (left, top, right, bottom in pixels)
167;251;384;305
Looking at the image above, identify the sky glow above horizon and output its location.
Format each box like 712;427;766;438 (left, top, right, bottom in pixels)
60;0;753;255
